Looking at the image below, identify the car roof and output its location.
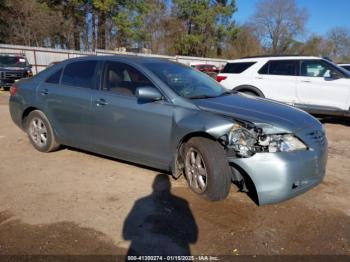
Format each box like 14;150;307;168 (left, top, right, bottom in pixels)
60;55;173;65
338;63;350;66
227;56;322;63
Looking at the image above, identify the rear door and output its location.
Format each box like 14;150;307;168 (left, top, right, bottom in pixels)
256;60;298;104
37;60;97;147
296;59;350;111
88;61;174;168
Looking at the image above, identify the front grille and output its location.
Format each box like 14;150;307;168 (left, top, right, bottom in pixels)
4;71;25;79
307;130;326;146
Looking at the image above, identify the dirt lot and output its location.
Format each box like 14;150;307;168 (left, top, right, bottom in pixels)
0;90;349;257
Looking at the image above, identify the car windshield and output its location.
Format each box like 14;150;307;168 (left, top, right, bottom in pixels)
144;62;228;99
327;60;350;77
0;56;28;67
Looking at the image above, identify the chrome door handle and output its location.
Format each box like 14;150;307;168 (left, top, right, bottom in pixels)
40;89;49;95
95;98;108;106
301;80;311;83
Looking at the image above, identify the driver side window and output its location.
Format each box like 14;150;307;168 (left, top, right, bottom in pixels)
102;61;154;96
300;60;336;78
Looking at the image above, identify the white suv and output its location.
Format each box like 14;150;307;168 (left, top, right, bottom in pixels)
217;56;350;116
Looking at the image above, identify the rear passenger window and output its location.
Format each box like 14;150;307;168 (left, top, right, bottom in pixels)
46;68;62;84
61;61;97;88
259;60;297;76
102;62;154;96
221;62;256;73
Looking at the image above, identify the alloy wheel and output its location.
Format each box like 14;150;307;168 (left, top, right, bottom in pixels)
29;117;48;147
185;148;208;193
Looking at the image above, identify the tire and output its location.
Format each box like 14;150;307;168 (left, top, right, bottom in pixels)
183;137;231;201
26;110;60;152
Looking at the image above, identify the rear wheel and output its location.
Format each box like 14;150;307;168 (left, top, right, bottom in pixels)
183;137;231;201
26;110;60;152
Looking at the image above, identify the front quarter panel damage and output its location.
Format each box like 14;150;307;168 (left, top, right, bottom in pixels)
169;107;239;177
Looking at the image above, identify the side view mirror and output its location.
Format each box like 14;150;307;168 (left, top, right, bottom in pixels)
135;86;163;101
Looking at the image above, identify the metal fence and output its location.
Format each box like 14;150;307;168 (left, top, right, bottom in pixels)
0;44;228;74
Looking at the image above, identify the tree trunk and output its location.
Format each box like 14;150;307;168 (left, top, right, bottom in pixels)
71;5;80;50
91;8;96;51
98;11;106;49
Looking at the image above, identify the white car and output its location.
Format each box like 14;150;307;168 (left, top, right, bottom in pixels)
338;64;350;72
217;56;350;116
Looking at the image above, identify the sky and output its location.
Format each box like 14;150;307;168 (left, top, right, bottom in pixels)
235;0;350;36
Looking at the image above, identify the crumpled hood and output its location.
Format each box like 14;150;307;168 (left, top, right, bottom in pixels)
192;93;322;133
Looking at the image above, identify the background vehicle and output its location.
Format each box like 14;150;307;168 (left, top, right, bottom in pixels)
9;56;327;205
0;53;32;91
192;64;220;78
338;64;350;71
217;56;350;117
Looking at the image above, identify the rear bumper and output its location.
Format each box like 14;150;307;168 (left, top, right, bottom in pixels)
228;142;328;205
9;95;24;130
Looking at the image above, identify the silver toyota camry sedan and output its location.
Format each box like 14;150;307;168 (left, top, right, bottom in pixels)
9;56;328;205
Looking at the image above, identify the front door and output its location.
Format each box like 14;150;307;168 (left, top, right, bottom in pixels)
89;61;174;168
296;59;350;111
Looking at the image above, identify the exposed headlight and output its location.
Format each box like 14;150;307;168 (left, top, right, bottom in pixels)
228;124;257;157
258;134;307;152
227;124;307;157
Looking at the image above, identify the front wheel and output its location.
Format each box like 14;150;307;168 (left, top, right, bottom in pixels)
26;110;60;152
183;137;232;201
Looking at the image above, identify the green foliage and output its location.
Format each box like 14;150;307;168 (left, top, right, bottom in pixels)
112;0;152;47
171;0;238;57
0;0;346;61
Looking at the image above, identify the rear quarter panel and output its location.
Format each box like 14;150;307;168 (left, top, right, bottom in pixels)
9;66;58;130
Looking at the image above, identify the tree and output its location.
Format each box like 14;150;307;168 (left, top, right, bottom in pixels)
171;0;238;57
93;0;116;49
326;27;350;62
289;35;335;58
224;25;263;58
0;0;8;42
40;0;85;50
1;0;63;47
250;0;308;54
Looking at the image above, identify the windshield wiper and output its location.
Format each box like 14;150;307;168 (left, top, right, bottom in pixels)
218;91;233;96
188;94;217;99
188;90;236;99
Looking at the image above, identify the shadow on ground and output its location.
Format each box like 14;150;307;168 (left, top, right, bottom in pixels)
123;174;198;255
318;116;350;127
0;211;125;255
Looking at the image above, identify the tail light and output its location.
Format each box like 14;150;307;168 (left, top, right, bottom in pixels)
27;70;33;77
216;75;227;82
9;85;17;96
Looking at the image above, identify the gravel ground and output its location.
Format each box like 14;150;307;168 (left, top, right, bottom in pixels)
0;90;349;256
